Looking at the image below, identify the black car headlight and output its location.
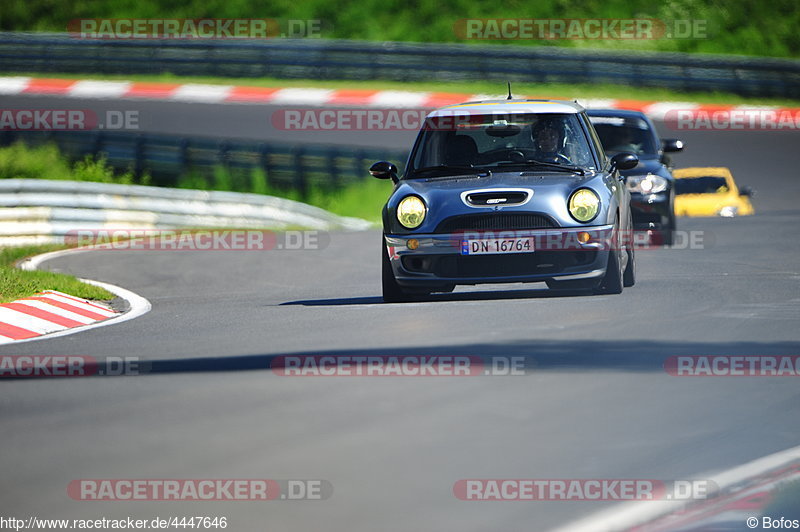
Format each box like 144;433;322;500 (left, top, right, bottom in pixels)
626;174;668;194
568;188;600;223
396;196;427;229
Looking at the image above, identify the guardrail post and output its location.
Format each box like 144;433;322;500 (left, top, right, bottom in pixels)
353;150;366;181
328;148;340;188
292;147;308;198
259;143;273;183
134;135;145;179
91;131;103;155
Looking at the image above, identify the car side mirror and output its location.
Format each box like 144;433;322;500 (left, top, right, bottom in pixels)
370;161;398;182
662;139;684;153
610;152;639;171
739;186;754;198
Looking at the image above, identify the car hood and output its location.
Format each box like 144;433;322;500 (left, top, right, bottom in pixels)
389;171;612;232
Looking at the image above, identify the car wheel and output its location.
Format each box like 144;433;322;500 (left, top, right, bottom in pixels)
623;244;636;287
661;218;676;246
623;214;636;287
594;222;624;295
382;238;414;303
663;194;676;246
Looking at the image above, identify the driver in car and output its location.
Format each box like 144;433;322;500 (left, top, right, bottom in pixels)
531;117;571;164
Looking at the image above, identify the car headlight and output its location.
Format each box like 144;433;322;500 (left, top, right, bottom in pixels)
626;174;668;194
568;188;600;223
718;205;738;217
396;195;427;229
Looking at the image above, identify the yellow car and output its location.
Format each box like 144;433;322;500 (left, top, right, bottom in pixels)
673;167;754;217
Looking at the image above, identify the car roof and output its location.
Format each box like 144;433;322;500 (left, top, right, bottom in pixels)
586;108;647;119
427;99;584;118
673;167;734;179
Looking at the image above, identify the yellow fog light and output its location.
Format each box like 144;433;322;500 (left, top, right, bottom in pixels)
407;239;419;250
568;189;600;223
397;196;427;229
577;232;591;243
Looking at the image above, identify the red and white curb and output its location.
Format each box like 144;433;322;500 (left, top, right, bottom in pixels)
0;290;117;344
0;247;152;345
2;76;798;120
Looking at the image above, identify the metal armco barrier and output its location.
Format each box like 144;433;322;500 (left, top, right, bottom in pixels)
0;130;409;193
0;178;372;246
0;32;798;97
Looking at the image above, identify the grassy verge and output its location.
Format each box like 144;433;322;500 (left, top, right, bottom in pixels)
272;177;390;224
9;72;800;107
0;245;114;303
0;142;388;223
0;142;149;184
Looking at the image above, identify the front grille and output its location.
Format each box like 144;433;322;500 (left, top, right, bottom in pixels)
434;213;558;233
465;191;528;206
401;251;596;278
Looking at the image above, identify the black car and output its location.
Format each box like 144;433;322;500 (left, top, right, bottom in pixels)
587;109;684;245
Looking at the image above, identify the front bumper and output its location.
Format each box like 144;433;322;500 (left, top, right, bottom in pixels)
385;225;614;287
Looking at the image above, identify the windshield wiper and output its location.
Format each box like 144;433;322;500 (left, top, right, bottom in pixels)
410;165;491;178
496;160;585;176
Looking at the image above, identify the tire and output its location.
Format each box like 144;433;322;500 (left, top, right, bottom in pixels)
623;245;636;287
663;193;676;246
594;221;624;295
623;215;636;288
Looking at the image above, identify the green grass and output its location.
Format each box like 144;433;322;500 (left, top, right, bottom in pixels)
2;0;798;57
0;142;150;184
10;72;800;107
0;245;114;303
1;140;387;221
267;178;391;224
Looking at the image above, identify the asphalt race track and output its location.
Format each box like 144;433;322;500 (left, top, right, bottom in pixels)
1;94;799;531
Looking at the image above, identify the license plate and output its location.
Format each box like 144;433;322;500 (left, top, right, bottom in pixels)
461;237;535;255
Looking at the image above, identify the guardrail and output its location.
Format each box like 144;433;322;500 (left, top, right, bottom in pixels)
0;32;798;98
0;178;372;246
0;130;409;194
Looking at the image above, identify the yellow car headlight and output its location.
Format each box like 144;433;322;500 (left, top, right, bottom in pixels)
568;188;600;223
396;195;427;229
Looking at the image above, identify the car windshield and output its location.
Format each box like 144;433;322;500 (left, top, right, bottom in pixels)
408;112;596;176
675;176;730;195
589;115;659;158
